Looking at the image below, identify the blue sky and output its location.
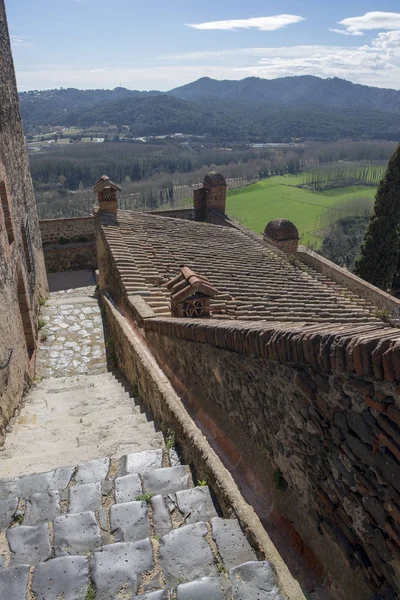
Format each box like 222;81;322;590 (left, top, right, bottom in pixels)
6;0;400;91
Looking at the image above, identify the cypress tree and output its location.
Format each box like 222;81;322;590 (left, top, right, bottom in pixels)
354;143;400;291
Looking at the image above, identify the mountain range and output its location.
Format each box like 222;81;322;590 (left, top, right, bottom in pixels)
19;76;400;142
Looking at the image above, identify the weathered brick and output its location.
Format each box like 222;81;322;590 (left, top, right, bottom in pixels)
365;396;387;414
386;405;400;427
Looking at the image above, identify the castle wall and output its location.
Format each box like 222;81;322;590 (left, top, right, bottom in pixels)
39;217;97;272
142;317;400;599
39;216;95;245
0;0;47;442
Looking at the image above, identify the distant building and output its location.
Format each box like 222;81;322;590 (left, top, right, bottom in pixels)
0;0;47;440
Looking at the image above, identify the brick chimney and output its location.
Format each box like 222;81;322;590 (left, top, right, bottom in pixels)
264;219;299;253
93;175;121;214
194;171;227;221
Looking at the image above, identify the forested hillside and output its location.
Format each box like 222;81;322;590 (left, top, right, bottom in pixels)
19;76;400;142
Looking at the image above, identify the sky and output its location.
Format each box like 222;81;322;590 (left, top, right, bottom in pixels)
6;0;400;92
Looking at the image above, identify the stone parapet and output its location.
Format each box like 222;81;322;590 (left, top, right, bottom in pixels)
142;316;400;598
39;217;95;246
297;246;400;316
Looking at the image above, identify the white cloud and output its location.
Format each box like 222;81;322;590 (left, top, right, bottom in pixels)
187;15;305;32
11;36;33;48
333;11;400;36
329;28;363;37
13;30;400;91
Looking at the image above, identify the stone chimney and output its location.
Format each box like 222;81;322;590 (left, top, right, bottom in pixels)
93;175;121;214
264;219;299;253
194;171;227;221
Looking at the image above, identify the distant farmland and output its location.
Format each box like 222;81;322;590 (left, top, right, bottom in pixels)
226;175;377;246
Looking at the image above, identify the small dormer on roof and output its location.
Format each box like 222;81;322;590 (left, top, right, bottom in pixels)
93;175;121;214
165;267;218;318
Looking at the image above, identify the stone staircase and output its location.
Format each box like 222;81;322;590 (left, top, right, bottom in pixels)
0;286;286;598
0;449;283;599
0;372;164;478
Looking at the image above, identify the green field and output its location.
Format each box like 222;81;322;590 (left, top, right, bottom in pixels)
226;175;377;246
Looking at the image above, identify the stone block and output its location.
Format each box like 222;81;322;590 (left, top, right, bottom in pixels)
7;523;52;565
110;501;150;542
115;473;142;503
0;564;30;600
54;511;102;556
17;467;74;498
347;412;374;444
151;495;172;537
159;521;218;586
24;491;60;526
0;497;18;531
175;487;218;525
136;592;167;600
76;457;110;484
69;482;102;513
177;577;224;599
92;539;154;600
143;466;190;496
119;450;163;476
32;556;89;600
374;449;400;493
229;561;283;600
211;517;255;570
0;478;18;501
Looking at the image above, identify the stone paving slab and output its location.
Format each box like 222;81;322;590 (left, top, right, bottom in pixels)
151;495;172;537
136;591;168;599
159;521;218;587
177;576;225;600
0;497;18;530
211;517;256;570
24;491;61;526
69;482;102;513
115;473;142;503
76;457;110;484
110;501;150;542
53;511;101;556
143;465;190;496
120;449;163;476
7;523;52;566
175;486;218;524
31;555;89;600
92;539;154;600
229;561;284;600
0;564;30;600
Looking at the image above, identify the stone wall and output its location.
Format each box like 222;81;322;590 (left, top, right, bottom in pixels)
0;1;48;443
100;293;306;600
142;317;400;599
43;243;97;273
39;216;95;245
297;247;400;318
39;217;96;272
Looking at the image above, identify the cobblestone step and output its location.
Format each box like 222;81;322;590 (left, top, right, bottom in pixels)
0;449;283;599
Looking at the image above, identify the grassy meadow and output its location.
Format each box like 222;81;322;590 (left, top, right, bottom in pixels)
226;175;377;246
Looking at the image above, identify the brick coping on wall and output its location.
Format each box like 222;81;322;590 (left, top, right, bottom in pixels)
143;317;400;383
39;216;94;224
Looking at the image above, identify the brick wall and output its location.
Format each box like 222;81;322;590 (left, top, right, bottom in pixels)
143;317;400;599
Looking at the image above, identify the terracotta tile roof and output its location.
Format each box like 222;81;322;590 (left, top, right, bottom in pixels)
100;210;381;324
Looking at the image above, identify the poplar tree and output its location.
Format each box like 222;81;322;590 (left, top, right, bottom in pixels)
354;143;400;291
